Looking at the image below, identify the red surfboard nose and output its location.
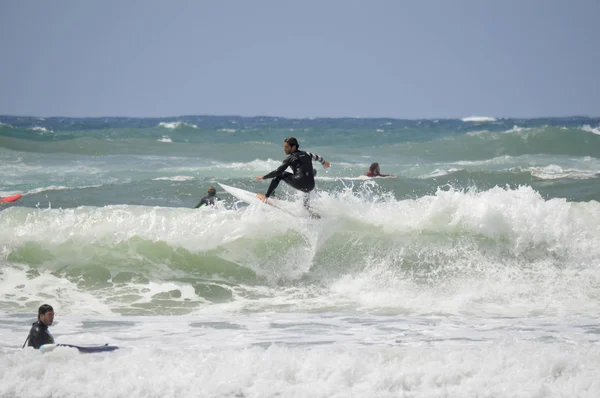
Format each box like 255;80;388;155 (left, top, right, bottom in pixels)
0;193;22;203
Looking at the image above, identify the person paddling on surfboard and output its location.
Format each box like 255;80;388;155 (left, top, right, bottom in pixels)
194;186;220;208
365;162;393;177
23;304;55;349
255;137;330;207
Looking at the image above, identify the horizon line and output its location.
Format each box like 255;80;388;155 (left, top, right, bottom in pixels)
1;113;597;121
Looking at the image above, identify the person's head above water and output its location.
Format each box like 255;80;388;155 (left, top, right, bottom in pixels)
369;162;380;173
284;137;299;154
38;304;54;326
207;186;217;196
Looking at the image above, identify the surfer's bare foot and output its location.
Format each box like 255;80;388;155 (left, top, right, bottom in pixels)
256;193;267;202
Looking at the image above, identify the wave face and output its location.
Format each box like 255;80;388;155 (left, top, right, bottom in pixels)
1;185;599;317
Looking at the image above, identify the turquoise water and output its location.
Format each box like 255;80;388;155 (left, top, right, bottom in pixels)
2;116;600;208
1;115;600;397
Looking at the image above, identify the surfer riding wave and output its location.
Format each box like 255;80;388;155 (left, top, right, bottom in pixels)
255;137;330;207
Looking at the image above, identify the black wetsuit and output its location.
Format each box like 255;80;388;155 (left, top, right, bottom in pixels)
26;320;55;349
194;195;220;208
262;150;326;200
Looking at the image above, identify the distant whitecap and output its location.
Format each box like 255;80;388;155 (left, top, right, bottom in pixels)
581;124;600;135
461;116;497;122
157;121;198;129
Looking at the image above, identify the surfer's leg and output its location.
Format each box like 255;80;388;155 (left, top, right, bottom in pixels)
282;177;314;206
266;172;293;197
302;193;310;209
281;177;320;218
285;179;315;211
301;192;321;218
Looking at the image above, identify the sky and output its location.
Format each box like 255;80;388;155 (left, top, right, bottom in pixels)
1;0;598;119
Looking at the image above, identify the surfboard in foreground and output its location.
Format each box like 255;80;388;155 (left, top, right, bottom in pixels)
40;343;119;354
218;183;320;218
0;193;21;203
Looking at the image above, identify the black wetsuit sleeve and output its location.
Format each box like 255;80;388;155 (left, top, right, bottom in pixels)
305;152;326;164
27;323;54;349
263;156;292;179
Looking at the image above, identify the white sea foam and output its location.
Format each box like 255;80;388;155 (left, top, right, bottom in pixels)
581;124;600;135
25;185;69;194
452;155;514;166
155;158;280;176
157;135;173;143
507;124;524;132
157;122;197;129
466;125;528;137
224;158;282;172
24;185;102;195
152;176;195;182
318;175;395;181
30;126;53;133
422;168;463;178
461;116;497;122
411;154;600;180
527;165;599;180
1;313;599;398
465;129;489;136
0;267;115;316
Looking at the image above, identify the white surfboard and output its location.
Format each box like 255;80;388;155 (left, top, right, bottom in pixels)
218;183;296;213
218;183;322;218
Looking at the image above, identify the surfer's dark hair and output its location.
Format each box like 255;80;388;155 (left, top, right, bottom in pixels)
369;162;380;172
285;137;299;149
38;304;54;319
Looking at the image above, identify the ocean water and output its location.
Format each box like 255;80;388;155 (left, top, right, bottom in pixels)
1;115;600;397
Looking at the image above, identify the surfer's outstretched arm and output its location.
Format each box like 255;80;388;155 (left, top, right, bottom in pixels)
257;156;292;181
306;152;330;168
